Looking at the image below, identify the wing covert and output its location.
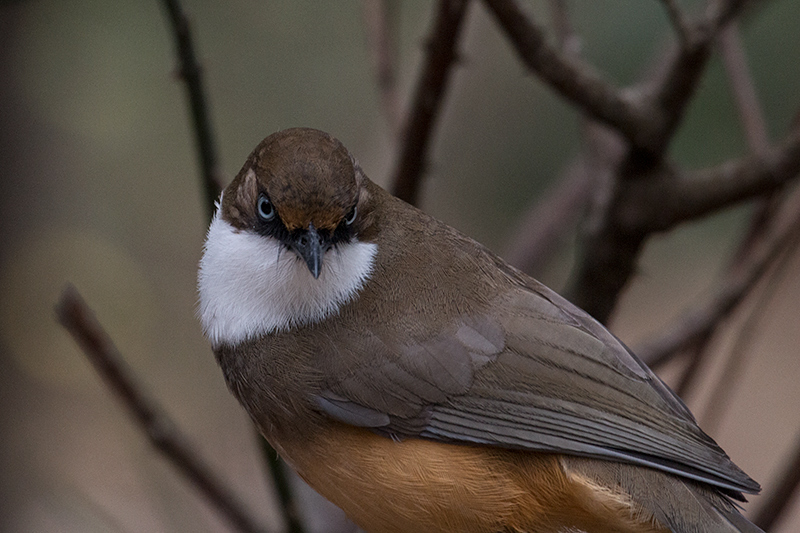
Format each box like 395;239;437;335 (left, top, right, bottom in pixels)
313;281;759;495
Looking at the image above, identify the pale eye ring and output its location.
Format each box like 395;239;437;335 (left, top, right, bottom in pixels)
257;195;275;222
345;205;357;226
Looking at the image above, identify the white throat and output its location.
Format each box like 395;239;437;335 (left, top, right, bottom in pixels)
198;207;377;347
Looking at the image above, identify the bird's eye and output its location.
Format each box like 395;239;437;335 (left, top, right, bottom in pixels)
257;195;275;222
345;206;357;226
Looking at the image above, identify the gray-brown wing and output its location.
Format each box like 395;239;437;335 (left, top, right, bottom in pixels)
314;282;759;496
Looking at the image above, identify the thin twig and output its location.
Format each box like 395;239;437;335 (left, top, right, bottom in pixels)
363;0;402;137
160;3;306;529
390;0;472;206
638;184;800;368
56;285;270;533
160;0;223;221
754;429;800;531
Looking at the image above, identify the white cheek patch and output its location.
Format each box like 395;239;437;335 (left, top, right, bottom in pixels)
198;208;377;347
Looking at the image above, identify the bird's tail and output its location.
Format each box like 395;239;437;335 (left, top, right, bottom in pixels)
561;456;763;533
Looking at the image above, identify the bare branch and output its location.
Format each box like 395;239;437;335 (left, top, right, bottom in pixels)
648;1;752;144
754;429;800;531
390;0;472;206
719;18;774;266
363;0;402;137
616;128;800;233
160;0;223;222
482;0;657;152
159;4;306;529
56;286;271;533
637;184;800;367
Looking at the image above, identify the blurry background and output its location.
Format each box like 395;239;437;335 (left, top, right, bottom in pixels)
1;0;799;531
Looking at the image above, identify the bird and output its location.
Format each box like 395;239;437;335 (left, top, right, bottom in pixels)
198;127;763;533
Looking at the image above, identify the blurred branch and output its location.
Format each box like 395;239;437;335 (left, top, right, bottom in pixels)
754;429;800;531
568;123;800;321
649;0;759;153
259;437;305;533
554;0;750;321
390;0;472;206
503;157;591;275
56;285;270;533
616;128;800;232
504;0;588;275
363;0;402;137
700;235;798;430
673;339;712;399
721;18;775;263
673;18;775;404
160;0;222;222
638;184;800;368
482;0;656;153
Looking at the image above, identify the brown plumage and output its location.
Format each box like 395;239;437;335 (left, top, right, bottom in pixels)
200;128;762;533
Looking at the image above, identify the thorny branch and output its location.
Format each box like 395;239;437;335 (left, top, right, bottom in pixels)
56;286;270;533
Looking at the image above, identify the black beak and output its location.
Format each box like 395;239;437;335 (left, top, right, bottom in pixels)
292;224;325;279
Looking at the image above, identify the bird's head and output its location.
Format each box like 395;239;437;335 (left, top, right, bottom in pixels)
198;128;378;345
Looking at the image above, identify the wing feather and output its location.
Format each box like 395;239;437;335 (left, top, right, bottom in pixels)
313;281;759;495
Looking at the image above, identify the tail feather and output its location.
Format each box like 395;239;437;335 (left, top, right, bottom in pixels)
562;457;763;533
